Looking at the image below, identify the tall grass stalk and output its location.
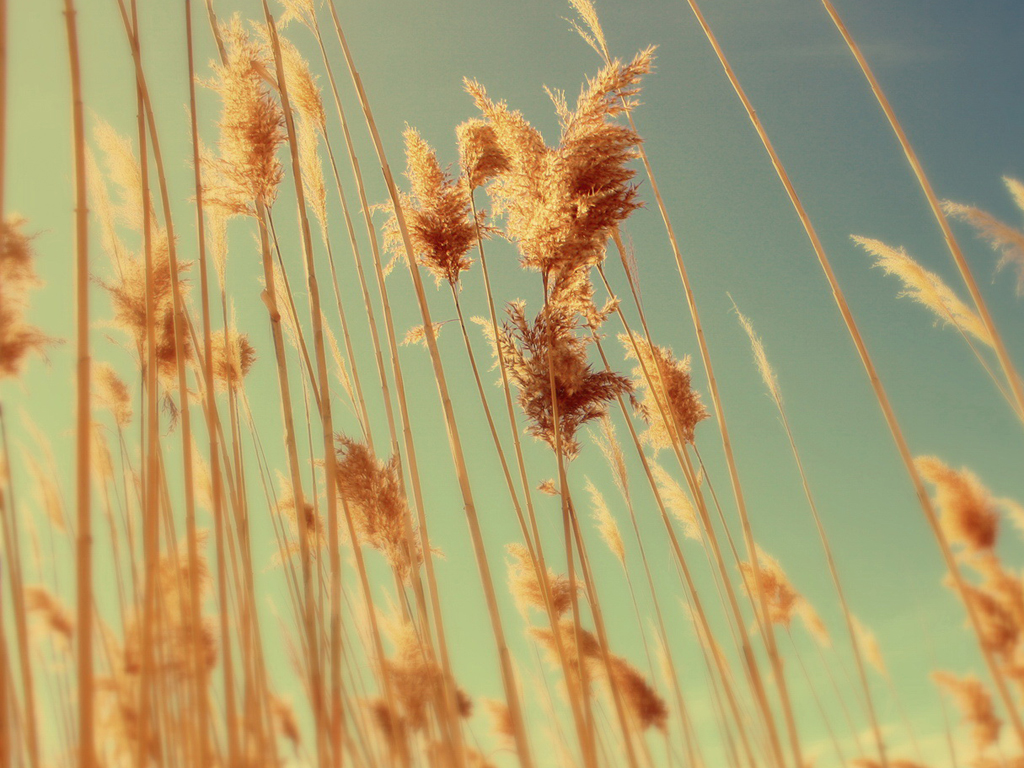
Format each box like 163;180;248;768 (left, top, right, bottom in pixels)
295;22;469;764
591;335;762;768
0;409;39;768
592;427;702;768
304;15;398;465
785;629;848;768
124;0;161;759
113;4;213;760
63;0;93;763
256;191;323;758
1;0;39;762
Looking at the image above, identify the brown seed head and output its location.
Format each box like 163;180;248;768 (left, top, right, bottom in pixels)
211;328;256;389
100;232;194;384
384;128;481;287
457;119;510;190
0;216;50;378
205;16;286;213
93;363;133;428
24;586;74;642
124;534;217;677
380;618;464;732
917;456;999;553
738;546;801;627
335;436;421;579
623;335;709;450
495;301;631;458
507;542;578;618
610;655;668;732
465;49;653;320
932;671;1001;753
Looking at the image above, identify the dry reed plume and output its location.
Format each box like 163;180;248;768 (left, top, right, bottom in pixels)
2;1;1023;768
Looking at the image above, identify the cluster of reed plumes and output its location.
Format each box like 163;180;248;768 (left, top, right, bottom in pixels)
2;0;1023;767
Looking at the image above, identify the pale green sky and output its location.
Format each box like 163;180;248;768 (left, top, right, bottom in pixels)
5;0;1024;766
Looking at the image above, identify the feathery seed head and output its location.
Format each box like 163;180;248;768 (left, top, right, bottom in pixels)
531;617;665;730
651;460;701;541
457;119;510;190
610;655;668;732
0;216;50;378
94;363;133;428
734;305;783;403
465;50;653;320
124;534;216;677
855;236;993;347
507;542;578;618
24;586;74;642
335;436;421;580
797;601;831;648
739;546;801;627
275;477;327;563
496;301;631;458
594;414;630;502
623;335;708;450
951;554;1024;664
278;0;317;29
943;191;1024;296
380;617;471;732
278;33;326;132
932;671;1001;753
917;456;999;553
852;616;887;677
100;233;194;384
585;478;625;565
384;128;481;287
211;328;257;389
205;16;286;213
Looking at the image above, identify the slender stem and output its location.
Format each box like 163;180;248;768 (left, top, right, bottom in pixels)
0;6;6;754
300;23;463;757
786;630;847;768
257;193;320;762
113;4;210;761
597;263;786;768
63;1;92;764
591;336;761;768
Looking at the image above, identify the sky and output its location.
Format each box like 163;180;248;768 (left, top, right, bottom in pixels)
4;0;1024;766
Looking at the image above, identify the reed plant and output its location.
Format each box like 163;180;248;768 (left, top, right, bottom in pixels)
2;2;1022;767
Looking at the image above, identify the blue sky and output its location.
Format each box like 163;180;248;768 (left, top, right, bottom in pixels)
5;0;1024;765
